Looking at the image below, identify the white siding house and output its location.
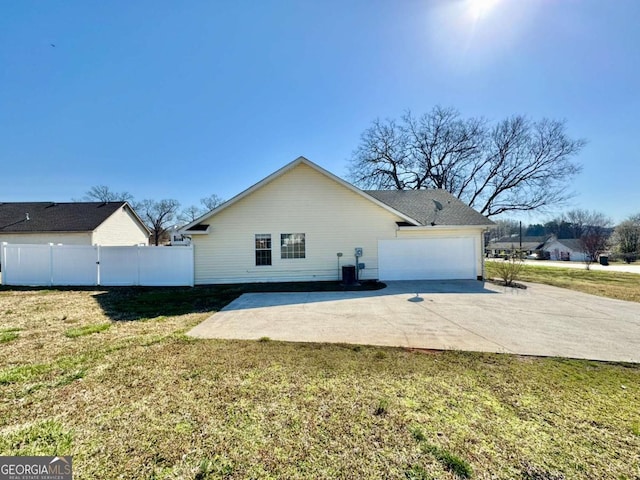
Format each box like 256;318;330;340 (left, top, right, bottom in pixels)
0;232;91;245
91;205;150;246
183;157;494;284
543;237;588;262
0;202;149;246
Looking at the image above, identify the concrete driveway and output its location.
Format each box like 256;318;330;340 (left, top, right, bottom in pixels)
188;281;640;363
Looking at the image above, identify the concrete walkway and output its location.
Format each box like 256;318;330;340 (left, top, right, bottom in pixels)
188;280;640;363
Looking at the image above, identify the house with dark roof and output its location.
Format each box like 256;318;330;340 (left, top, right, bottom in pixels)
486;235;548;258
0;202;150;246
182;157;494;284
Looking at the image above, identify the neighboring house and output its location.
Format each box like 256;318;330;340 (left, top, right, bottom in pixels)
168;225;191;246
486;236;547;257
0;202;150;246
543;236;588;262
182;156;494;284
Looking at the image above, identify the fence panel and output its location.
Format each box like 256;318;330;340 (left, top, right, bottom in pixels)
1;243;194;287
138;246;194;286
99;246;140;286
52;245;98;286
1;244;52;286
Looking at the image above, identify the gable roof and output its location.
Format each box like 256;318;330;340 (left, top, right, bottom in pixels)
0;202;149;234
366;190;494;227
182;156;493;232
488;235;548;250
183;156;423;231
546;237;583;252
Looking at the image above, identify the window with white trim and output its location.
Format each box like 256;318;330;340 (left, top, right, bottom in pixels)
281;233;305;259
255;234;272;266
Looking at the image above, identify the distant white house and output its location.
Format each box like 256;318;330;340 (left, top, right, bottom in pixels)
168;226;191;246
486;236;548;257
0;202;150;246
487;234;591;262
543;237;588;262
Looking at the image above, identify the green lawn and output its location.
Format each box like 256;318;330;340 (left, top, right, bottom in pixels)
0;287;639;479
485;261;640;303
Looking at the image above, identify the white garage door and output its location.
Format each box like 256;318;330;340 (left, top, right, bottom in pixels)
378;237;477;281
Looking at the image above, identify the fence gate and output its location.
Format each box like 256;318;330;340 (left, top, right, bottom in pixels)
0;243;194;287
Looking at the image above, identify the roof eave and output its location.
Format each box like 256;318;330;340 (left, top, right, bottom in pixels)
182;226;210;235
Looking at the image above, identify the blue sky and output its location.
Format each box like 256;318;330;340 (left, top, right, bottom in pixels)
1;0;638;223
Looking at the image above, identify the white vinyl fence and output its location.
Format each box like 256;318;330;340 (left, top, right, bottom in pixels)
0;243;194;287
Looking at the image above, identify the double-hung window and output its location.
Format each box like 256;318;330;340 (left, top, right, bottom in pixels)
255;234;272;266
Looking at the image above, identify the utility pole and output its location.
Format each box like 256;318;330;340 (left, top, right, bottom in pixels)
519;221;522;250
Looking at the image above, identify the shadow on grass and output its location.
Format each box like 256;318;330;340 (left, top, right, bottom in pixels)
96;281;385;321
0;281;385;322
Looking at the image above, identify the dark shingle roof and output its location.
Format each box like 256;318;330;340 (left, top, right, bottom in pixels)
488;236;548;250
365;190;494;227
0;202;126;232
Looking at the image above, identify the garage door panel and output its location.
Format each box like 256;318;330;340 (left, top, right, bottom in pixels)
378;237;476;280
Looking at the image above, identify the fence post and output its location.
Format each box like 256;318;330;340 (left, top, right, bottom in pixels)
1;243;6;285
189;245;195;287
136;245;141;286
96;245;101;286
48;243;54;287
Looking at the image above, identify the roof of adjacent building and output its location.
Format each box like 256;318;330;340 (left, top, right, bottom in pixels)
365;190;494;227
547;237;583;252
0;202;132;233
488;235;548;250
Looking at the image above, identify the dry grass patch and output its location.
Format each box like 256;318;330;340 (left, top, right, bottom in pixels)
1;287;639;479
486;262;640;302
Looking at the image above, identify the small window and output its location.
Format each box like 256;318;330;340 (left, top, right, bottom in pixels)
255;234;272;266
281;233;305;259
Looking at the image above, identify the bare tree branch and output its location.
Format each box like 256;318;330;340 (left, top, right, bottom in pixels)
348;107;585;217
135;199;181;246
577;211;612;269
81;185;134;203
200;194;225;211
613;214;640;263
178;194;225;225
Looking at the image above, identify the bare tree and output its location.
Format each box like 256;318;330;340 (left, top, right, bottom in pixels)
200;194;225;211
578;211;612;270
81;185;134;203
178;205;204;225
613;214;640;263
349;106;585;217
178;194;225;225
135;199;181;246
565;209;591;239
489;218;522;240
